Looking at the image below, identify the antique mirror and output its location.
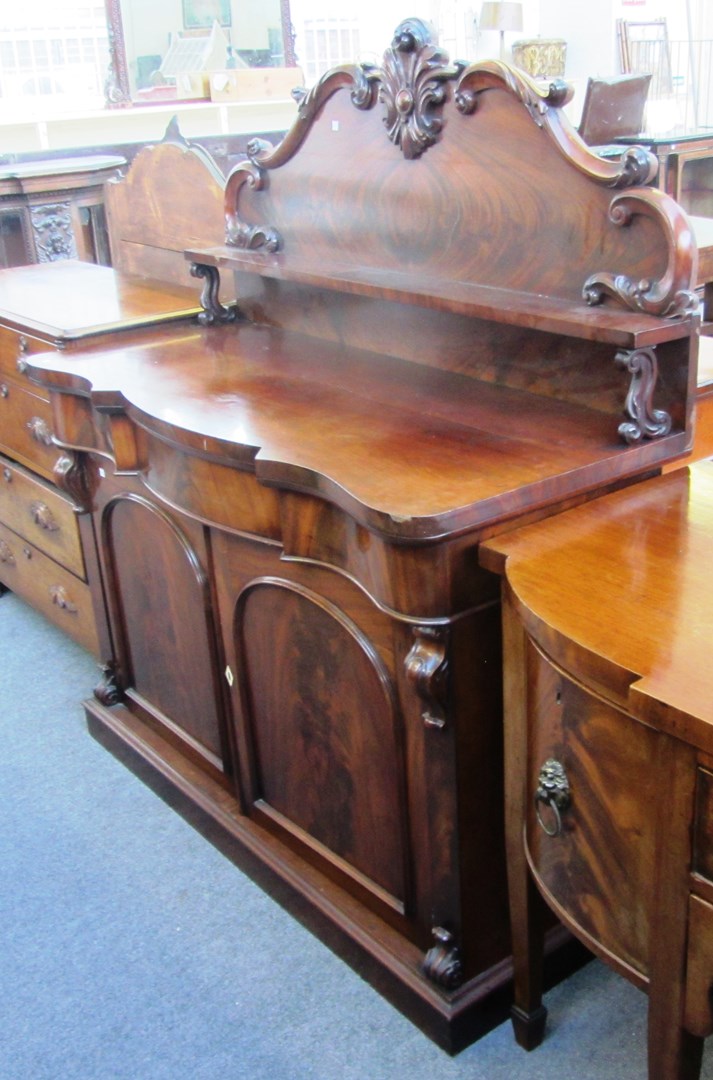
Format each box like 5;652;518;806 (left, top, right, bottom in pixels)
105;0;295;104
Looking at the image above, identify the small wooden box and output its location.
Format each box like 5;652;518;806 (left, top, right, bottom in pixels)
209;67;303;102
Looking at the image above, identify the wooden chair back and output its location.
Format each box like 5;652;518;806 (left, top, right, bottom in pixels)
578;73;652;146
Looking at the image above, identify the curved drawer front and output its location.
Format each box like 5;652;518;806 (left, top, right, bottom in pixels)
524;639;659;977
0;455;84;578
0;375;57;480
0;519;98;655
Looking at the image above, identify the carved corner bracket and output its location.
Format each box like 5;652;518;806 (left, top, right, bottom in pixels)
615;346;672;444
54;451;99;512
422;926;464;989
189;263;238;325
583;190;699;318
404;626;449;730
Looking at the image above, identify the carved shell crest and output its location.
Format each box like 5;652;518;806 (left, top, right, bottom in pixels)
377;19;463;159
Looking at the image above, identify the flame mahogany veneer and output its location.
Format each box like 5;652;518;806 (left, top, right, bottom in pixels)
482;461;713;1078
24;19;701;1054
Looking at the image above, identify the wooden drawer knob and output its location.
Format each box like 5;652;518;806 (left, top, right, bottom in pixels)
0;539;15;565
26;417;54;446
29;500;60;532
16;336;28;374
535;759;571;837
49;585;78;613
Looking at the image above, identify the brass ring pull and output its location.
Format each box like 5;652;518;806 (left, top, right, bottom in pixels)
535;759;571;838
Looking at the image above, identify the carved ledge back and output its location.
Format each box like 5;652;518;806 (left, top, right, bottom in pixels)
221;21;697;320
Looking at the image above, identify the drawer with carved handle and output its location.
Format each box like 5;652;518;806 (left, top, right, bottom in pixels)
0;454;84;578
0;374;58;479
0;519;98;655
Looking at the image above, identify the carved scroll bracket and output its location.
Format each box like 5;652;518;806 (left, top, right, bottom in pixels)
583;190;699;318
422;925;464;989
223;157;283;252
189;264;238;325
54;452;99;512
404;625;449;730
615;346;672;444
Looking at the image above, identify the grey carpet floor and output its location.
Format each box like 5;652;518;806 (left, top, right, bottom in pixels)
1;589;711;1080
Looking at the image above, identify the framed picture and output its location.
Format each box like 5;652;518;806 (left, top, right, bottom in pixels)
182;0;232;30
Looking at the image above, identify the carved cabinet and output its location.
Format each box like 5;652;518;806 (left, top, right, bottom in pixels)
0;261;204;654
21;21;702;1056
0;155;125;269
210;526;506;971
79;389;512;1046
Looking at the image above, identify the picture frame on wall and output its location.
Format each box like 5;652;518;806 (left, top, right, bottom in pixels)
182;0;232;29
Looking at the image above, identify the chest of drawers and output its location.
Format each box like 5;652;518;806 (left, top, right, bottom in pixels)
0;260;204;653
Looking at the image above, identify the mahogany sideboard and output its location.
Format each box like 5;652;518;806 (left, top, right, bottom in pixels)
481;460;713;1079
21;20;702;1053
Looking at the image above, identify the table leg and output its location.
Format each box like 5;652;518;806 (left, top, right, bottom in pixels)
502;587;548;1050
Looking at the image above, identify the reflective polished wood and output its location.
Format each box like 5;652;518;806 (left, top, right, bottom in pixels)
482;461;713;1079
22;21;701;1054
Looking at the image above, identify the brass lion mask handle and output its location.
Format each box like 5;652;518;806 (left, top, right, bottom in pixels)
535;759;571;837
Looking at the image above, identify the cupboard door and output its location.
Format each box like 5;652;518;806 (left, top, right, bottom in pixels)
237;577;408;909
99;489;229;775
212;530;412;921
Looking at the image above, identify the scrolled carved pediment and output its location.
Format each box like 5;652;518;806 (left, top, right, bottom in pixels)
455;60;657;189
223;20;461;248
218;19;696;329
455;60;573;122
